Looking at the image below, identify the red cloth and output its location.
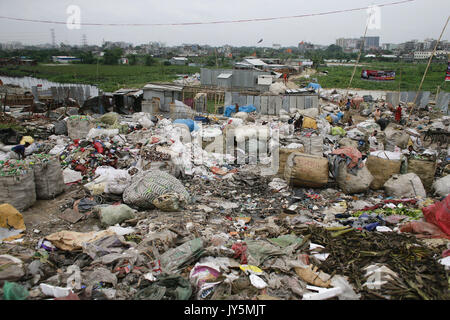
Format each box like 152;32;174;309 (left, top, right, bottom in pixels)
331;147;363;169
231;242;248;264
423;194;450;236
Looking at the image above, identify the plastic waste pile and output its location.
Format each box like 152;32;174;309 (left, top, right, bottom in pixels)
0;89;449;302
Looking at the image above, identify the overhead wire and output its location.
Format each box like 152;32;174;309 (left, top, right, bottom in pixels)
0;0;415;27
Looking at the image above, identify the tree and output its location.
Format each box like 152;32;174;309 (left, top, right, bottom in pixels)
78;51;95;64
145;55;156;66
128;55;137;65
309;52;324;69
205;55;216;67
103;47;123;65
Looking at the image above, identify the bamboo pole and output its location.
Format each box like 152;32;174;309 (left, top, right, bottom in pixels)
408;15;449;121
346;19;370;98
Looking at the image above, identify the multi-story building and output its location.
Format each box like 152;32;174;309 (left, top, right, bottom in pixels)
298;41;315;52
363;36;380;50
413;50;450;60
336;37;378;51
382;43;399;51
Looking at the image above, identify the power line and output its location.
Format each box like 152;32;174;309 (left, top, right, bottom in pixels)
0;0;415;27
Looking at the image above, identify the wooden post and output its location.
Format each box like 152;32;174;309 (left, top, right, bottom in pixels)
3;92;6;114
346;19;369;98
214;93;217;114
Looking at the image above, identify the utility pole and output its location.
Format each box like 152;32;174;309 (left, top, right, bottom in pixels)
82;34;87;47
96;56;99;82
50;29;56;48
215;48;218;69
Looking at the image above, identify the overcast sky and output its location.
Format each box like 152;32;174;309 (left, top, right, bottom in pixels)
0;0;448;47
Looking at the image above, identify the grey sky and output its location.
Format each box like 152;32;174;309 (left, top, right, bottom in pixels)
0;0;448;47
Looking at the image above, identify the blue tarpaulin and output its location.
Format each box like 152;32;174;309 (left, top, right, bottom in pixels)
173;119;199;132
224;104;257;117
307;82;322;90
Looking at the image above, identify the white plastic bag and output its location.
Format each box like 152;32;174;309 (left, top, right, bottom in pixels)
49;144;66;156
86;128;119;140
62;168;82;184
85;166;131;195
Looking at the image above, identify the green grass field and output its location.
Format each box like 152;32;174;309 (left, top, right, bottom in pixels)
302;62;449;93
1;61;448;94
0;63;200;92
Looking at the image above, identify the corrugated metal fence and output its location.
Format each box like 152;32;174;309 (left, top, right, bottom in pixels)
386;91;449;114
225;92;319;115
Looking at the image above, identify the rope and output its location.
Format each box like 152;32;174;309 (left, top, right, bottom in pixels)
409;179;417;197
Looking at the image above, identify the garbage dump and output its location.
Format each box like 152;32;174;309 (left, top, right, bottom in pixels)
0;89;449;302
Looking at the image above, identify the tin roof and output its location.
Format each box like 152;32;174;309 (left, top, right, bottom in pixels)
217;73;232;79
143;83;183;92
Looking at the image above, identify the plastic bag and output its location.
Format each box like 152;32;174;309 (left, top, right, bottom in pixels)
160;238;204;274
49;144;66;156
86;128;119;140
97;204;136;227
3;281;29;300
63;168;83;184
134;275;192;300
0;255;25;281
189;263;222;299
400;221;450;239
433;175;450;197
331;126;346;137
85;166;131;195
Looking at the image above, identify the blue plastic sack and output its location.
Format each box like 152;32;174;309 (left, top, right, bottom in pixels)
224;105;236;117
194;116;208;123
307;82;322;90
224;105;257;117
238;105;256;113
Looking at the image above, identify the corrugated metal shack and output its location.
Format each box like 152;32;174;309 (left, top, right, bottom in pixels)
142;83;183;113
112;88;143;114
200;68;272;92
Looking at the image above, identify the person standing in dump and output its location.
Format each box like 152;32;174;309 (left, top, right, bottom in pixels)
395;104;402;123
368;130;379;152
283;73;288;85
374;108;381;121
346;99;351;111
10;142;30;160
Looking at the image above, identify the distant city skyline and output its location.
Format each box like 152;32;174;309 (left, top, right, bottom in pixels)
0;0;448;47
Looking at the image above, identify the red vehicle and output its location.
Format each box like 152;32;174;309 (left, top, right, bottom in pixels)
361;69;395;81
